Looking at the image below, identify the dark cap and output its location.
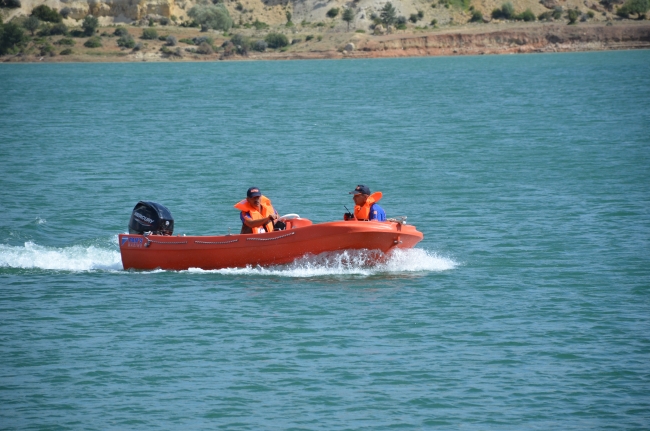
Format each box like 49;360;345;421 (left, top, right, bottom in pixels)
349;185;371;195
247;187;262;198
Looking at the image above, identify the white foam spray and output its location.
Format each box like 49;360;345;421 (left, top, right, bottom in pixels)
187;248;457;277
0;241;122;272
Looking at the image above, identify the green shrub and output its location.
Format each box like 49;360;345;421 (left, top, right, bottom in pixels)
252;39;267;51
264;32;288;49
160;46;182;57
82;15;99;36
160;17;169;25
587;10;595;17
166;35;177;46
193;36;213;45
492;2;515;19
327;7;339;18
430;18;438;26
117;34;135;48
48;22;68;35
317;34;322;41
60;7;71;18
0;0;21;8
39;42;54;55
31;5;62;23
113;26;129;36
60;48;73;55
37;25;52;37
84;36;102;47
188;3;232;31
230;33;249;48
69;29;85;37
470;10;484;21
538;11;553;20
252;19;268;30
133;42;143;51
409;13;419;22
158;35;167;41
56;37;75;46
196;41;213;54
552;6;563;19
305;34;314;41
567;8;579;23
516;8;536;21
179;38;194;44
355;29;365;33
141;28;158;39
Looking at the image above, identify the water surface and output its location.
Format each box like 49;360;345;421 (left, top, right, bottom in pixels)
1;51;649;429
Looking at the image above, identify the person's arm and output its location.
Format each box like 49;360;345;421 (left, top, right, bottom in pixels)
242;213;277;228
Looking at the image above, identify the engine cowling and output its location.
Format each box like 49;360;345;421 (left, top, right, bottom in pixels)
128;201;174;235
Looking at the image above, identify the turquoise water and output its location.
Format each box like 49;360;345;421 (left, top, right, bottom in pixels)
1;51;649;429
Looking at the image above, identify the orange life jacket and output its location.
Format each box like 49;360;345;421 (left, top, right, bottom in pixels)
354;192;383;221
234;196;276;234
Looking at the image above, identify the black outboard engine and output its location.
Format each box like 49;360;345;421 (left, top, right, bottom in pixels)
128;201;174;236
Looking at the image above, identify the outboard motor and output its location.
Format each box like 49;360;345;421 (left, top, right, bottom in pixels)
128;201;174;236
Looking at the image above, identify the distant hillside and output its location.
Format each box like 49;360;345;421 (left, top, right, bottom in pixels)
0;0;626;30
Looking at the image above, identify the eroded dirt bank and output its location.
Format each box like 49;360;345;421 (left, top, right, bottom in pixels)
259;22;650;61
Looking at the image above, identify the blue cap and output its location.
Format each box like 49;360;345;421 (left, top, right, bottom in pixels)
350;185;370;195
247;187;262;197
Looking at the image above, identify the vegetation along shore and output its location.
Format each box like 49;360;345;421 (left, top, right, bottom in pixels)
1;0;649;62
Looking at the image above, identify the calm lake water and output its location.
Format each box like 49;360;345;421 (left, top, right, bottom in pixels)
1;51;649;430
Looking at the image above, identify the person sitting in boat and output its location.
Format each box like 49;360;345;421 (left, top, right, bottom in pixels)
345;184;386;221
234;187;279;234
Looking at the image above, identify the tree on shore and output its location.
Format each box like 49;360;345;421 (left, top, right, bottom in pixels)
567;8;579;23
82;15;99;36
31;5;62;23
24;15;40;36
342;8;354;31
188;3;233;31
380;2;397;25
0;20;26;55
617;0;649;18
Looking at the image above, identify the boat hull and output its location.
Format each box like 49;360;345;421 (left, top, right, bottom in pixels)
119;220;423;271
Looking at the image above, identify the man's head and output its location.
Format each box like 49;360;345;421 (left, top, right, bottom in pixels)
350;184;370;206
246;187;262;208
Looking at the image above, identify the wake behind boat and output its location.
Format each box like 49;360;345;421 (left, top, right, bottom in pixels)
119;201;424;271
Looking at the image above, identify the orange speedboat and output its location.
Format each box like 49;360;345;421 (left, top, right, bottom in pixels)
119;203;423;271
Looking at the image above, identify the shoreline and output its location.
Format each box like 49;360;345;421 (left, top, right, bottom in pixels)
2;21;649;64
